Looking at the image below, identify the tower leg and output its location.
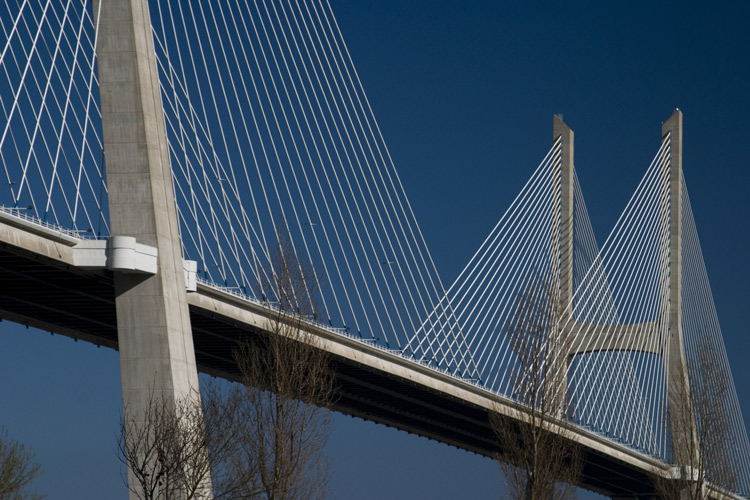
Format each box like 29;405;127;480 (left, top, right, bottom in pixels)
554;115;575;314
93;1;205;497
553;115;575;412
662;110;699;497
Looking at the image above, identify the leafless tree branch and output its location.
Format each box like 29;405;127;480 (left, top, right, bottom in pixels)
490;275;581;500
654;341;737;500
0;426;43;500
213;230;334;500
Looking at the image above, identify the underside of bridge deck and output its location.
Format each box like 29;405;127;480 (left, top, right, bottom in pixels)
0;244;117;347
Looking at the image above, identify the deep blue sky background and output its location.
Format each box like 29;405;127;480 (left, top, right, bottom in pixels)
1;1;749;498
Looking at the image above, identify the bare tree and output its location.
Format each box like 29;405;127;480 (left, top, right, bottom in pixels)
118;388;237;500
654;341;736;500
0;426;43;500
210;233;334;500
490;276;581;500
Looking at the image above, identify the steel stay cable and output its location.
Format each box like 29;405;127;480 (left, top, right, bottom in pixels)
595;165;669;411
563;135;670;331
596;175;669;445
71;0;98;228
153;2;207;273
17;0;89;226
248;0;387;322
252;0;382;338
322;0;474;360
171;0;288;292
241;0;381;335
2;0;55;213
417;146;559;361
491;179;563;393
596;162;663;452
157;0;216;289
0;1;45;208
681;209;750;474
0;1;40;204
161;106;264;288
487;167;563;392
221;0;340;320
45;0;88;226
446;145;561;324
572;174;601;292
419;150;560;372
182;0;251;288
458;149;561;385
157;86;246;286
40;0;100;229
72;0;107;234
16;0;75;225
468;162;561;377
205;0;320;309
0;0;42;198
250;0;372;332
568;158;667;422
563;143;669;427
307;0;465;359
236;0;358;325
410;150;559;382
287;0;441;345
682;183;750;477
272;0;417;347
195;0;267;295
563;137;670;361
153;31;272;283
170;1;236;287
254;0;401;336
294;0;435;348
564;153;665;399
430;140;560;312
415;142;560;363
633;171;672;454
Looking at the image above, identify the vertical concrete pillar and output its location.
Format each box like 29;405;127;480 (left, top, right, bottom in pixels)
662;109;698;467
554;115;575;314
93;0;203;493
551;116;575;412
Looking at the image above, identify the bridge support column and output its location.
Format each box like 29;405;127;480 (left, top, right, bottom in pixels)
94;0;205;497
554;115;575;314
662;110;699;469
552;116;575;407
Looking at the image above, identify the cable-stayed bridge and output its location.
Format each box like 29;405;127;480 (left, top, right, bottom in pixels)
0;1;748;498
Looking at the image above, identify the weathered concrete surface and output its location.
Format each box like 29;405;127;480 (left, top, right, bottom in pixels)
662;110;699;468
566;321;661;355
554;115;575;311
93;0;201;454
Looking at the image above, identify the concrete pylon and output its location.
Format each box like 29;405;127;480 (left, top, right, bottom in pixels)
662;109;699;468
554;115;575;316
551;115;575;414
93;0;204;496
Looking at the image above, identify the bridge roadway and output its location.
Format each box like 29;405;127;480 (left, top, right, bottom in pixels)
0;211;736;500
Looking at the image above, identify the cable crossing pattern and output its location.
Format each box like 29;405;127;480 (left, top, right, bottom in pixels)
0;0;107;236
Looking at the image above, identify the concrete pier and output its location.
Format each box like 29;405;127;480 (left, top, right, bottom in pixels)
93;1;203;496
662;110;699;468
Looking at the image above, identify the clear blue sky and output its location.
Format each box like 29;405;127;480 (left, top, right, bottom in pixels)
1;1;749;498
